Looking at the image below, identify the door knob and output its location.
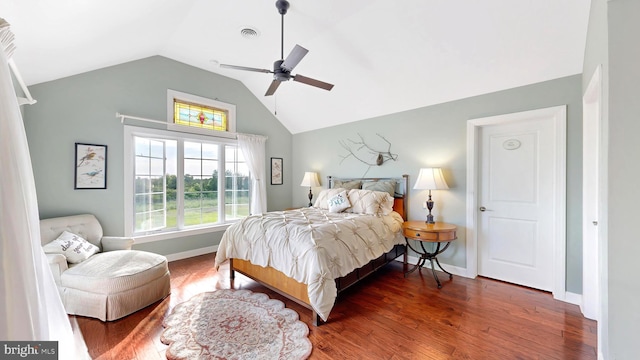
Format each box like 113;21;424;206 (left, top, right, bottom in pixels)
479;206;487;212
592;221;598;226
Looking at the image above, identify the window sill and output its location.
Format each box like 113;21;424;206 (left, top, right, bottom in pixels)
133;223;232;244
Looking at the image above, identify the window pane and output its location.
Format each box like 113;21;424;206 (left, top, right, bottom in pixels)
150;210;166;229
133;137;168;233
135;194;150;213
202;143;218;160
184;141;201;158
184;208;202;226
135;212;150;231
135;137;149;156
135;177;151;194
184;192;201;209
151;176;163;192
202;191;217;208
224;145;250;220
150;140;164;158
135;156;150;176
150;158;164;176
202;159;216;176
166;141;177;175
184;159;202;176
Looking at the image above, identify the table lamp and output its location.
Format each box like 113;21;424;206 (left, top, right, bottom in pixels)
413;168;449;223
300;172;320;207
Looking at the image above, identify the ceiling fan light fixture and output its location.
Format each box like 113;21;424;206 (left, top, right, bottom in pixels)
240;27;260;39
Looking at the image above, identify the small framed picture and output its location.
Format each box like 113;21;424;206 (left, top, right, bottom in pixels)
74;143;107;189
271;157;283;185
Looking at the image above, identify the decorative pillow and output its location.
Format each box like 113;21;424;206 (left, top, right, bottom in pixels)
346;189;395;216
327;190;351;213
314;188;349;209
362;180;396;197
42;230;100;264
331;180;362;190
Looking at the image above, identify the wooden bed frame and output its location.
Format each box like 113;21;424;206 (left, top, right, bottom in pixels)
229;175;409;325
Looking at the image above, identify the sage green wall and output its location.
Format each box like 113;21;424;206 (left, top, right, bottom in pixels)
604;0;640;357
292;75;584;293
23;56;293;255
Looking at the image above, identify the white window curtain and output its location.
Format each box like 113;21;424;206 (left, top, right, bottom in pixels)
237;133;267;214
0;19;86;358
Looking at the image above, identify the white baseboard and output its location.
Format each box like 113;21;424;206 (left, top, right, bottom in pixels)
166;245;218;262
405;255;470;278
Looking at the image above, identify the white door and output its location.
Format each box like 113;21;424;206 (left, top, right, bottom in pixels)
477;117;556;291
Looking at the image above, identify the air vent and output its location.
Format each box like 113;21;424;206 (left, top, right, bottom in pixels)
240;27;260;39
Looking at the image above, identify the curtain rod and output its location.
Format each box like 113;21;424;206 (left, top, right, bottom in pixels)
115;112;267;140
8;59;37;105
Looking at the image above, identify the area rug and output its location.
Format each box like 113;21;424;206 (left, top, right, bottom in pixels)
161;289;312;360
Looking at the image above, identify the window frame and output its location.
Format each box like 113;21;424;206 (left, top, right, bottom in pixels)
124;125;248;242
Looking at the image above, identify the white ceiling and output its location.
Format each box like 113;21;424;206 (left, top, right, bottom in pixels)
4;0;591;134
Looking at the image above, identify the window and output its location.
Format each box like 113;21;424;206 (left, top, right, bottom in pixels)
126;127;249;236
174;101;228;132
167;90;236;137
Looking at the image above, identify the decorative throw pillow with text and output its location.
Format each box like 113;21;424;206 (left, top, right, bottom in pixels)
328;190;351;213
43;230;100;263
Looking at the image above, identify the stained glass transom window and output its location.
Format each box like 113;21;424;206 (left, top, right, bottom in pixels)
167;90;236;137
174;100;228;131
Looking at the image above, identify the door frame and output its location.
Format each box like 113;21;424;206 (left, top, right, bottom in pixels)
582;64;603;320
465;105;567;301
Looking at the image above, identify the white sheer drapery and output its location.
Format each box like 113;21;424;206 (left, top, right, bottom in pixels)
0;18;84;358
237;133;267;214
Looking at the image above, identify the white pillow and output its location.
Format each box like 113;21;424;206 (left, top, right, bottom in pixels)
328;190;351;213
346;189;395;216
313;188;348;209
43;230;100;264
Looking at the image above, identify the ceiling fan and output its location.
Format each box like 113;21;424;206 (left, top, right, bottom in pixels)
220;0;334;96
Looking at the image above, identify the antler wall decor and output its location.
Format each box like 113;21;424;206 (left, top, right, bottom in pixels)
339;133;398;176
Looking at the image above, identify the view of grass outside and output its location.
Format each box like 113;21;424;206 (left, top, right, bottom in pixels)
134;137;249;233
135;173;249;232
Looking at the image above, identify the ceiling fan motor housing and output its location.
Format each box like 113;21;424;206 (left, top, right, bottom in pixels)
276;0;289;15
273;60;291;81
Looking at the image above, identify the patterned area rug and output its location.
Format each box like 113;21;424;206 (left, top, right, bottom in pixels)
161;289;312;360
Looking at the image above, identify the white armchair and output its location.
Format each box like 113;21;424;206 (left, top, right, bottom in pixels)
40;214;170;321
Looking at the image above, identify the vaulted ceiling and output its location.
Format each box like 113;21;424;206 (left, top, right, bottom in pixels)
4;0;590;134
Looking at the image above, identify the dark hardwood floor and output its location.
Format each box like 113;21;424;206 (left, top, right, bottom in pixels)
75;253;597;359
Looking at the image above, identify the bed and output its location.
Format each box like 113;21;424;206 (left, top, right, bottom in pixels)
215;175;409;325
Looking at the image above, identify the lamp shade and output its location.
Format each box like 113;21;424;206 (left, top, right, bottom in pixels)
300;172;320;187
413;168;449;190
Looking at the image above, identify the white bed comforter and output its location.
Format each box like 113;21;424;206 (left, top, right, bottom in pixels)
215;207;405;321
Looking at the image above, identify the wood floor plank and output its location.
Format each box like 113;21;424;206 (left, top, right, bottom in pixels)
74;253;597;359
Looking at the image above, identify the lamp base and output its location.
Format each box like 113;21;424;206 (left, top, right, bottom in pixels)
307;188;313;207
425;193;435;224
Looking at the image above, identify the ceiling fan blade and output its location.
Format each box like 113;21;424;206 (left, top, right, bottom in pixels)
281;44;309;72
265;80;282;96
220;64;272;74
293;74;334;91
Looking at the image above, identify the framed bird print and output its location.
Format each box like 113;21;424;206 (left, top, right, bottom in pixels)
74;143;107;189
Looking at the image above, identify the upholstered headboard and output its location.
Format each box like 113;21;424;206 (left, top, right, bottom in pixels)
327;175;409;220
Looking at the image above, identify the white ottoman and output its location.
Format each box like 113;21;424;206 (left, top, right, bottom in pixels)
60;250;171;321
